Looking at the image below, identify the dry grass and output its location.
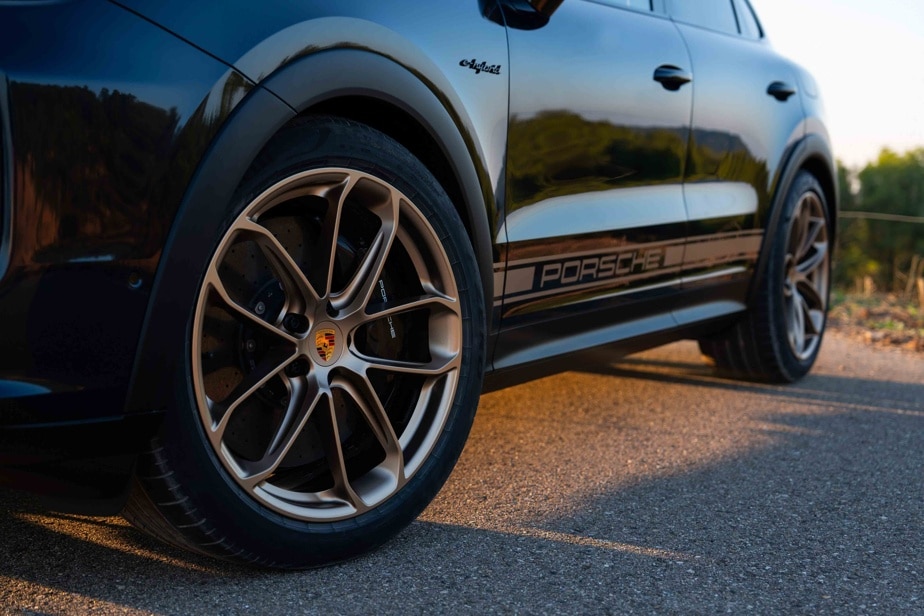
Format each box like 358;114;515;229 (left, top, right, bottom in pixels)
828;291;924;353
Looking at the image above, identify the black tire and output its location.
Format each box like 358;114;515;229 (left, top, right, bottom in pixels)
123;117;485;568
699;170;831;383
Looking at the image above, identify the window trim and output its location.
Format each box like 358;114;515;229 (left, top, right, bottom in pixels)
665;0;744;38
579;0;656;14
733;0;765;39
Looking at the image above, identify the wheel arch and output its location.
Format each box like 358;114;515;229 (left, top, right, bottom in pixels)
306;96;468;231
748;133;838;305
126;48;496;414
262;50;497;321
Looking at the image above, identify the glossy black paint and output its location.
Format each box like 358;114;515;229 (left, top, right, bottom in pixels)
496;3;693;368
0;0;835;506
492;1;825;369
0;1;252;400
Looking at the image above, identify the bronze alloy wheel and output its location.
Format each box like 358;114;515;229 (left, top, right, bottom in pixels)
782;189;829;362
123;118;483;567
191;167;464;522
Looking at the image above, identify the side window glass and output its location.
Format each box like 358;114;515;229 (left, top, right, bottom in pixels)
668;0;739;35
589;0;653;12
733;0;763;39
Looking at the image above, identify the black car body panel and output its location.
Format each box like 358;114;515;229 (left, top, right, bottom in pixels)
0;0;836;517
115;0;510;323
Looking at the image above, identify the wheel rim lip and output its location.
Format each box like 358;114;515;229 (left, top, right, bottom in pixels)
190;167;462;522
783;190;829;361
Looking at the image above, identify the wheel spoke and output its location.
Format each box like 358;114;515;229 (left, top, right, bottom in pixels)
807;308;825;336
306;175;354;297
332;378;404;484
789;293;806;353
788;206;808;256
398;379;438;451
797;216;824;261
204;264;298;344
795;278;825;313
316;395;364;509
797;292;816;340
237;375;322;489
364;292;459;322
331;193;399;313
796;241;828;278
359;351;459;377
209;347;298;438
235;218;322;309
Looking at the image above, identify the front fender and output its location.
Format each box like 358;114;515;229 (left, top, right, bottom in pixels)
748;133;837;305
125;86;295;414
260;49;497;325
126;49;499;414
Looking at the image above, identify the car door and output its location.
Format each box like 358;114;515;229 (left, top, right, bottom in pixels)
666;0;807;325
493;0;694;370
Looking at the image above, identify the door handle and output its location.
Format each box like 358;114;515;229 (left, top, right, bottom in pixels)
653;65;692;91
767;81;797;101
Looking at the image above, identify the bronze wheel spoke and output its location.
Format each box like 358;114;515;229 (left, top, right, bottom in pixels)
333;377;405;485
316;395;364;511
237;375;322;489
208;347;299;440
204;264;297;344
364;292;458;322
307;175;354;297
235;218;322;309
330;192;399;314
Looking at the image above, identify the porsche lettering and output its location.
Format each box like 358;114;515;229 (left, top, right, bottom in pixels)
539;249;666;288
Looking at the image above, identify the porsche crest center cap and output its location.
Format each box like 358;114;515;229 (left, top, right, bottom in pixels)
312;324;341;365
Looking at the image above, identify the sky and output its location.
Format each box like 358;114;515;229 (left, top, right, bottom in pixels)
750;0;924;168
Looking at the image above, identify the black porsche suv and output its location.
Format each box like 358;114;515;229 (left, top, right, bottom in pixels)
0;0;835;567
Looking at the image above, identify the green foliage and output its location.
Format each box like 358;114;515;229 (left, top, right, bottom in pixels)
835;149;924;292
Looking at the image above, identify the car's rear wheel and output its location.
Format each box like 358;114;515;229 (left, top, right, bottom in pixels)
699;170;831;382
123;117;484;568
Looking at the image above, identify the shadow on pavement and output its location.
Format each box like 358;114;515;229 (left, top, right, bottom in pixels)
0;342;920;613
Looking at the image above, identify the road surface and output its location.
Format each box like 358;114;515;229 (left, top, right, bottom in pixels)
1;334;921;614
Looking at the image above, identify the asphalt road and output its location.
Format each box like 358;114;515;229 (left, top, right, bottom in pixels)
1;334;921;615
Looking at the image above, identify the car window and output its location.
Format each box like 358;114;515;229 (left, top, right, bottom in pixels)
586;0;653;12
732;0;763;39
668;0;739;35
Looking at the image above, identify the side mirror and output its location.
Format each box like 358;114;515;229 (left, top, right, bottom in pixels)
528;0;564;17
494;0;563;30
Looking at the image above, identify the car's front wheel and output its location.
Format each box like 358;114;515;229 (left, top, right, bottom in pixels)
123;117;485;568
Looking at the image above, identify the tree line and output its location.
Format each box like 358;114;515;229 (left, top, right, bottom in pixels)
836;148;924;296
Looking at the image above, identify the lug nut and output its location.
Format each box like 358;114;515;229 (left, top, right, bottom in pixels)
285;358;309;378
282;313;309;334
254;301;266;315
